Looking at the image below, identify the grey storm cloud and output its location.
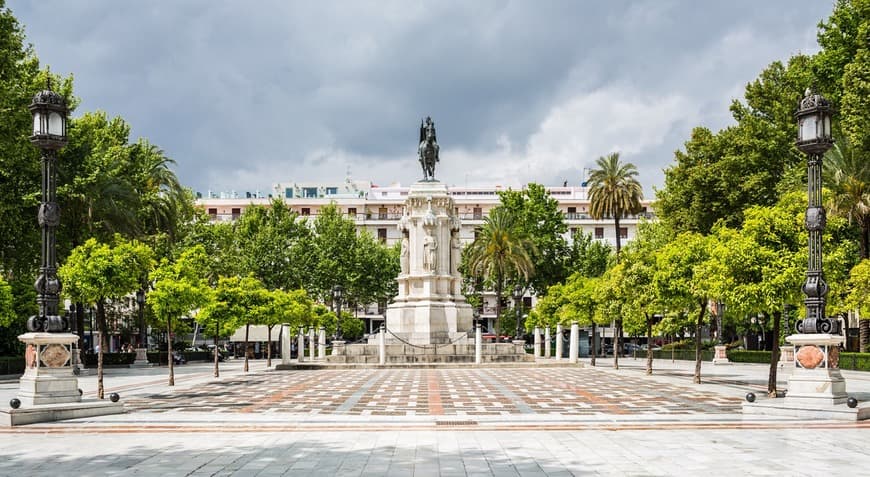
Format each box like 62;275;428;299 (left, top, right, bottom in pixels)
10;0;832;197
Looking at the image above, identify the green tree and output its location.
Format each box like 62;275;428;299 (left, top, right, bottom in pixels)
846;259;870;324
0;276;14;328
148;245;210;385
498;183;570;294
654;232;711;384
59;237;154;398
257;288;313;367
587;152;643;256
235;200;311;291
463;207;535;342
566;230;612;279
310;204;358;304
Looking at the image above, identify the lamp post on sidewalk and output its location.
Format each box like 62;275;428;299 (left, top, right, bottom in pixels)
333;285;344;340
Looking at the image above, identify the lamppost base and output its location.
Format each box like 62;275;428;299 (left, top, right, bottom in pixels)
711;345;731;365
131;348;151;367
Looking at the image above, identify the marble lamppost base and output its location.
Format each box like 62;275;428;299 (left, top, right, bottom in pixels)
711;345;731;365
131;348;151;367
743;334;870;421
1;332;124;427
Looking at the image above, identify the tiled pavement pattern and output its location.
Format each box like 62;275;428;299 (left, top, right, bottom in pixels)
124;367;742;417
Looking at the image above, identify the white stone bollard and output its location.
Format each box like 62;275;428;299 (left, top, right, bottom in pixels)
378;325;386;365
280;324;292;365
475;324;482;364
555;324;563;361
545;327;551;359
298;327;305;363
318;327;326;359
569;321;579;364
533;327;541;360
308;327;315;360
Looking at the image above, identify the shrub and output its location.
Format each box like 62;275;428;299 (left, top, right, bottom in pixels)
0;356;25;375
83;352;137;366
727;350;771;363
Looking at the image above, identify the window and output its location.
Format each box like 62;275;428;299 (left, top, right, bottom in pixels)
302;187;318;198
301;208;310;216
570;227;579;238
567;207;576;214
473;207;482;220
377;228;387;243
348;207;357;217
325;187;338;195
207;208;217;217
594;227;604;239
619;227;628;239
284;188;293;198
378;207;388;220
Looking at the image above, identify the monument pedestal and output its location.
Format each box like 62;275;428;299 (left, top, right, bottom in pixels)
743;333;870;420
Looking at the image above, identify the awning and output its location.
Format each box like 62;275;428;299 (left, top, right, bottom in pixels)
229;325;282;342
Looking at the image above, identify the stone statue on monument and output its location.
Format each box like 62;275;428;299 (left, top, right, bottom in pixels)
418;116;439;181
450;233;461;275
400;236;409;275
423;232;437;273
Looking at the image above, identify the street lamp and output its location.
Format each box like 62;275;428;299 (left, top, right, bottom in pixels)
795;88;838;335
26;79;69;333
136;289;146;348
715;301;725;345
333;285;343;340
513;285;523;339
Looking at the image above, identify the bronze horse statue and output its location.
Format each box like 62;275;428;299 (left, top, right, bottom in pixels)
418;116;439;181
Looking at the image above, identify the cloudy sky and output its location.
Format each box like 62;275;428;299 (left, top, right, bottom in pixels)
10;1;833;198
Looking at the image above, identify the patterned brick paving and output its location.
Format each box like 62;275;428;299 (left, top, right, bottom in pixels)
124;368;742;417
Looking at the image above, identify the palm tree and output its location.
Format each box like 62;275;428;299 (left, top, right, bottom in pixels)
587;152;644;257
824;142;870;351
464;207;535;343
128;139;191;246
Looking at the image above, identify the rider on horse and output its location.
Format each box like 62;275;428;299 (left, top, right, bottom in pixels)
418;116;440;181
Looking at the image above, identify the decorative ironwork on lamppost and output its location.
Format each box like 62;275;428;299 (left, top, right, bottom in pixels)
333;285;344;340
26;79;69;333
513;285;523;339
715;301;725;345
795;88;838;335
136;289;146;348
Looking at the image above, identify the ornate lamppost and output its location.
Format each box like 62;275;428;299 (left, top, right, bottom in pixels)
513;285;523;339
26;81;68;333
333;285;343;340
136;289;146;347
794;88;838;336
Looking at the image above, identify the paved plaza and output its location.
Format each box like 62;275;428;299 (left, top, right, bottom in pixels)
2;358;870;476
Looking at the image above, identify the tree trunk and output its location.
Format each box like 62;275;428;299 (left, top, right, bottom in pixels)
96;299;107;399
590;321;597;367
267;325;273;367
168;316;174;386
767;311;780;397
614;215;622;258
213;321;220;378
861;318;869;353
646;313;653;375
613;319;621;369
244;323;250;372
693;302;705;384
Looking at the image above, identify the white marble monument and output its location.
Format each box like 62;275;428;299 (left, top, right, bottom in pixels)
386;181;474;345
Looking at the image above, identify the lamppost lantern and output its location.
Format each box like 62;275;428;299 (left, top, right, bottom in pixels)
136;289;145;307
25;78;69;333
29;82;68;150
795;88;838;335
795;88;833;156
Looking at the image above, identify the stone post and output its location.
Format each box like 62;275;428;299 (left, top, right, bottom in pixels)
318;327;326;359
280;324;292;365
297;327;305;363
555;324;563;361
475;324;482;365
544;327;551;359
569;321;579;364
533;327;541;360
308;327;315;360
378;324;386;365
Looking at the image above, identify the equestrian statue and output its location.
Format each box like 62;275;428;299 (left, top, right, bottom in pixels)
418;116;440;181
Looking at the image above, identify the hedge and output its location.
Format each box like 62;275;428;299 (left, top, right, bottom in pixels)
727;350;870;372
0;356;25;375
652;349;713;361
726;350;771;364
